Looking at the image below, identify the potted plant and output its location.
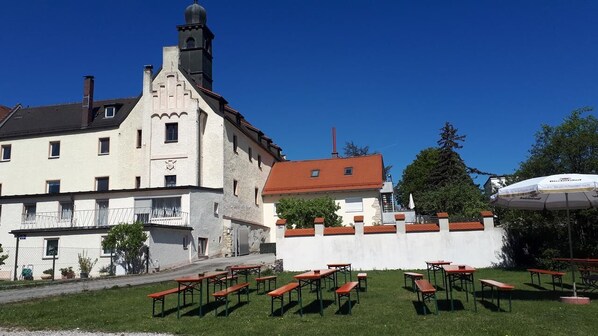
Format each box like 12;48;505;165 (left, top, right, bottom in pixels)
41;268;53;280
78;251;98;279
60;267;75;279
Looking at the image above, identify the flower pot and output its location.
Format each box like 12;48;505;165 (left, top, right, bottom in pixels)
41;274;53;280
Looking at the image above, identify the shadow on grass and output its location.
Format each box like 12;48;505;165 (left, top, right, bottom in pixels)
298;299;335;315
478;299;511;312
213;300;249;317
271;301;299;317
410;300;442;315
334;300;358;315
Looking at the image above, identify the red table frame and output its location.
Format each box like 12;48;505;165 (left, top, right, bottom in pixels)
175;271;228;318
294;269;337;316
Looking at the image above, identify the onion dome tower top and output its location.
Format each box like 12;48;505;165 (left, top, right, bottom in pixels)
185;1;207;25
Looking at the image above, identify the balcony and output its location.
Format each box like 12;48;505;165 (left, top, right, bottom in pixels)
20;207;189;230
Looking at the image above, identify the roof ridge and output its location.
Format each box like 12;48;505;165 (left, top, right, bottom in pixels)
275;154;382;164
21;97;140;110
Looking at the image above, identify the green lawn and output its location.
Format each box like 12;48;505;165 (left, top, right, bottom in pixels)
0;269;596;336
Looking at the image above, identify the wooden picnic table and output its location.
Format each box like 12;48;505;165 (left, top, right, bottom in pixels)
175;271;228;318
426;260;452;288
442;265;477;312
230;264;262;283
327;263;352;284
294;269;337;316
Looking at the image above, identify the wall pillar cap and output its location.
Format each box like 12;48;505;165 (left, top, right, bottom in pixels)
276;219;287;226
353;216;364;223
480;211;494;218
437;212;449;219
394;214;405;220
314;217;325;225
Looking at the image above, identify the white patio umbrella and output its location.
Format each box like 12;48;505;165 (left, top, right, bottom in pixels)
408;193;415;210
491;173;598;297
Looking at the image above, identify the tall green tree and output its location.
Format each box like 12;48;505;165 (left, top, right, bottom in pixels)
394;147;439;207
102;222;148;274
276;196;342;228
499;108;598;266
396;123;486;217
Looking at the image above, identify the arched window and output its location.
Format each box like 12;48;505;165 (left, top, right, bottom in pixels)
186;37;196;49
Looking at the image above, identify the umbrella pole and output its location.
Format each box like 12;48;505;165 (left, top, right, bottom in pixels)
565;193;577;297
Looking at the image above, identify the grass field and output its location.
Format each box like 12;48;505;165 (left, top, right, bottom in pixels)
0;268;596;336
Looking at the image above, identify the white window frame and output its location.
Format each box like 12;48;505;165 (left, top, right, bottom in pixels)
311;169;320;177
23;203;36;222
165;123;178;143
165;175;177;187
96;177;109;191
44;238;59;258
104;106;116;118
49;141;60;158
1;144;11;161
100;236;114;257
345;197;364;213
98;138;110;155
59;201;73;221
46;180;60;194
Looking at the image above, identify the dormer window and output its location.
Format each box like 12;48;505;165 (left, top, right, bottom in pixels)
344;167;353;175
311;169;320;178
104;106;116;118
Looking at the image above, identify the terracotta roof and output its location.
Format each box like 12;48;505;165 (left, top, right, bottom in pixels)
324;227;355;235
365;225;396;234
449;222;484;231
263;154;384;195
285;228;315;237
406;224;439;233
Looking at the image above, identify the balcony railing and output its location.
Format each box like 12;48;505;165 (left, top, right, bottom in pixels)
20;207;189;230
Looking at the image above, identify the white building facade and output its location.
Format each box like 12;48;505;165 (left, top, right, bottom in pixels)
0;2;283;280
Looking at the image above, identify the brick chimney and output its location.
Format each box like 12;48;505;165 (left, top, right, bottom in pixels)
81;75;94;127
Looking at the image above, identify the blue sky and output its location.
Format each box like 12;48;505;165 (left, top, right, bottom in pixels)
1;1;596;187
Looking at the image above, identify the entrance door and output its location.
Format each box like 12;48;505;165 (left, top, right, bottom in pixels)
237;226;249;256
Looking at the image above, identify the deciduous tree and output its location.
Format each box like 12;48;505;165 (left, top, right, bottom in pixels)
276;197;342;228
102;222;148;274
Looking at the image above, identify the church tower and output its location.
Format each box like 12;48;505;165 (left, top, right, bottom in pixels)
177;1;214;90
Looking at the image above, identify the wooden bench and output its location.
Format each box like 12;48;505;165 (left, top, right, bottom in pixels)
256;275;277;294
147;286;192;317
527;268;565;291
404;272;424;292
581;274;598;293
479;279;515;312
357;273;368;292
212;282;250;316
210;274;238;291
414;279;438;315
335;281;360;314
267;282;302;316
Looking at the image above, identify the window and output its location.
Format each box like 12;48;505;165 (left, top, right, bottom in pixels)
248;147;253;162
165;123;178;142
59;202;73;221
345;197;364;213
101;236;113;256
96;177;109;191
165;175;177;187
254;187;259;205
344;167;353;175
183;236;188;250
273;203;279;217
186;37;196;49
47;180;60;194
98;138;110;155
152;197;181;218
104;106;115;118
44;238;59;258
258;155;262;169
233;135;238;153
1;145;11;161
213;202;219;216
23;204;36;222
136;130;142;148
233;180;239;196
135;176;141;189
96;200;109;226
49;141;60;158
311;169;320;177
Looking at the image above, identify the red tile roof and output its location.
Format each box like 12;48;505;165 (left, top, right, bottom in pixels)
324;227;355;235
365;225;396;234
449;222;484;231
263;154;384;195
285;228;315;237
406;224;440;233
